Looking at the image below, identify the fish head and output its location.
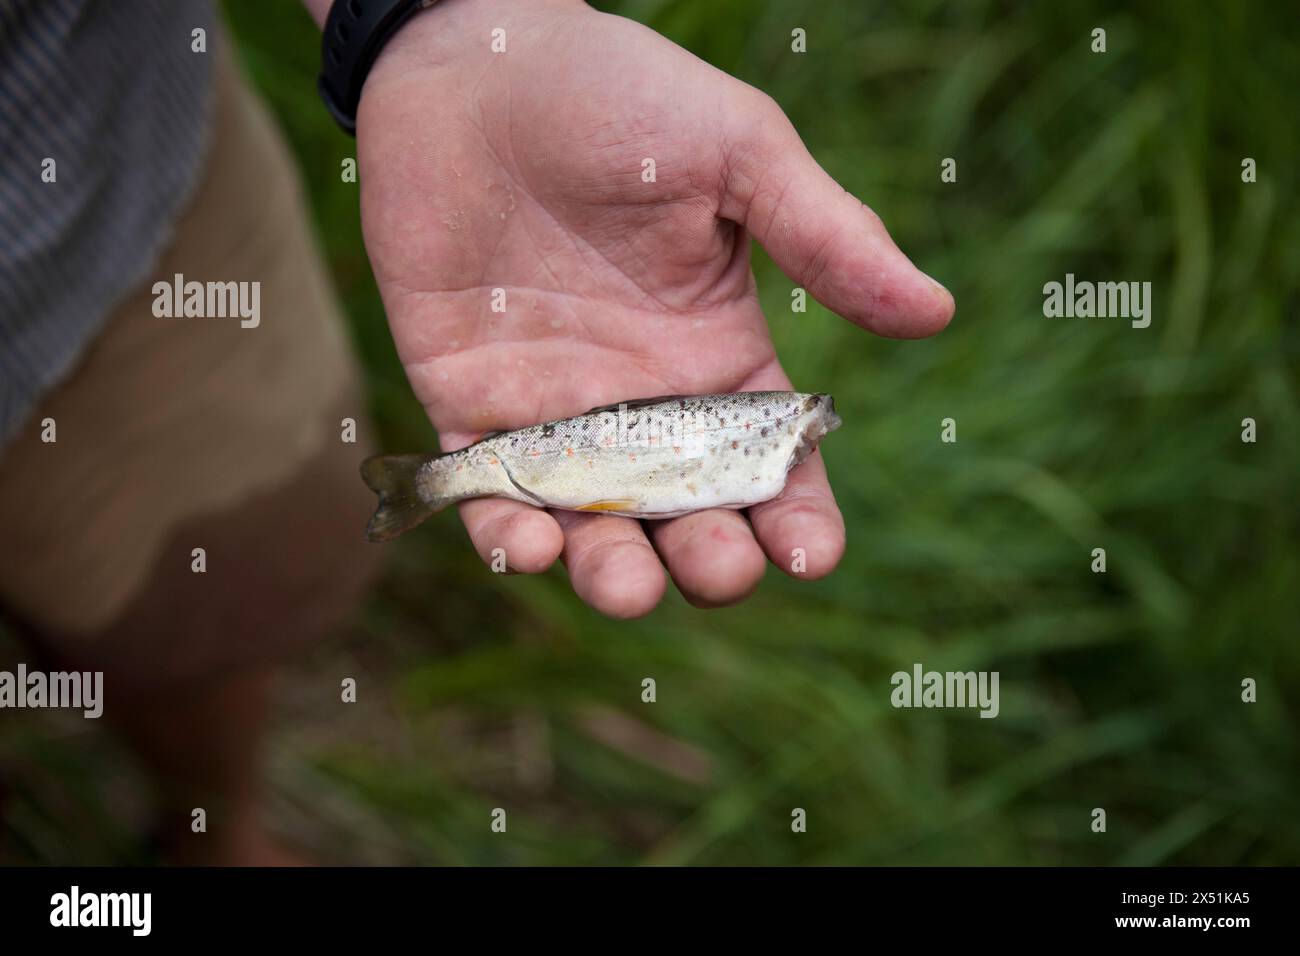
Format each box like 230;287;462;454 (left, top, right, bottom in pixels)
813;393;842;432
789;393;842;467
801;392;842;436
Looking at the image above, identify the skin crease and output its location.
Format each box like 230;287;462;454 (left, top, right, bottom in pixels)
353;0;954;618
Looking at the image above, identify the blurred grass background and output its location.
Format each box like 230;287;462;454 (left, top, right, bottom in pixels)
3;0;1298;864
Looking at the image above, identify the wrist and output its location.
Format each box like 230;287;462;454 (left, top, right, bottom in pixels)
302;0;332;29
366;0;587;82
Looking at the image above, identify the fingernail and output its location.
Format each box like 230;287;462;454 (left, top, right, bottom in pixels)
926;274;956;312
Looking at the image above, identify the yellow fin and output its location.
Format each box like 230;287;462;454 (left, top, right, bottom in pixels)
576;498;639;512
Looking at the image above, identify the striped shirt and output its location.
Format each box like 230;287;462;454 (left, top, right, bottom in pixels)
0;0;215;451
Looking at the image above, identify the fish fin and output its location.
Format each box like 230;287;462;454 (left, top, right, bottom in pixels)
575;498;640;512
582;394;694;415
360;453;440;542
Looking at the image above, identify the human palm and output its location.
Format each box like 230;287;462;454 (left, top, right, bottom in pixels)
356;0;953;617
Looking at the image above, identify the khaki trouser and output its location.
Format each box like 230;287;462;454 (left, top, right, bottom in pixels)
0;47;381;689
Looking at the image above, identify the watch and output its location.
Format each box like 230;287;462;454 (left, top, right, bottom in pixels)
318;0;440;135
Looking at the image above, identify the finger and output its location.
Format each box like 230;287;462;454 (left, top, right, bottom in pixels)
646;509;768;608
552;511;666;619
441;426;564;574
719;90;954;339
458;498;564;574
747;449;845;580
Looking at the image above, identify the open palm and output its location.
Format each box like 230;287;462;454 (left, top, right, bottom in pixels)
356;0;953;617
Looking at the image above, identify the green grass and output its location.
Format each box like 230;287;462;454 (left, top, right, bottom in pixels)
4;0;1297;865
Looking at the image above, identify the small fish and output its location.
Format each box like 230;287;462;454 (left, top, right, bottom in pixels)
360;391;841;542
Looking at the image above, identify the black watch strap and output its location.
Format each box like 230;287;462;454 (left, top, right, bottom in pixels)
318;0;437;136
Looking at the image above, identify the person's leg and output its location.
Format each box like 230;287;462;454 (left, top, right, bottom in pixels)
0;41;382;864
10;410;380;863
107;670;277;865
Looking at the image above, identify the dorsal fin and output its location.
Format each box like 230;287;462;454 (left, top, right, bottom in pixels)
582;394;694;415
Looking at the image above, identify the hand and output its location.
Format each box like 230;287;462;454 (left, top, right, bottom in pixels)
355;0;953;617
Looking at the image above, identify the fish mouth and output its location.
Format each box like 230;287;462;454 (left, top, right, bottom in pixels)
806;393;840;433
788;394;841;469
822;394;842;433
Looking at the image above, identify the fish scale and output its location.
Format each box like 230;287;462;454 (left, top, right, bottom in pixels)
360;391;841;541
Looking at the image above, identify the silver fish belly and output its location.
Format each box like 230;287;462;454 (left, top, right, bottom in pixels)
360;391;840;541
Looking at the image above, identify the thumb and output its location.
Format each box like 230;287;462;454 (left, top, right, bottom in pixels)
719;92;954;339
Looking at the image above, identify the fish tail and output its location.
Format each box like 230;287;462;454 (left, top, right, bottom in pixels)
360;453;443;542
